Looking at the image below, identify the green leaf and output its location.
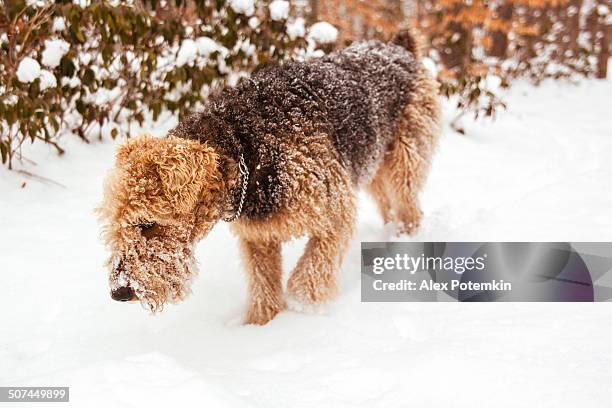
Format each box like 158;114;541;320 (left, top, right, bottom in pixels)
59;57;76;77
83;68;96;86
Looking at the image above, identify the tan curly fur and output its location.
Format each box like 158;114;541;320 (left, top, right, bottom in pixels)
99;34;441;324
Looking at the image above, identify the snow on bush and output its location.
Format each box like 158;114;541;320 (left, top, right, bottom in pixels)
41;38;70;68
39;70;58;91
421;57;438;77
52;16;66;32
26;0;47;8
176;39;198;67
196;37;225;58
229;0;254;16
248;16;260;29
269;0;290;21
74;0;91;8
16;57;41;83
286;18;306;41
308;22;338;44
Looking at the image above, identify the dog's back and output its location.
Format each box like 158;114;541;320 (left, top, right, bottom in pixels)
202;39;423;182
171;35;437;218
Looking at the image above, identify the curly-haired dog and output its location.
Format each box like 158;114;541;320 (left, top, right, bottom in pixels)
99;31;441;324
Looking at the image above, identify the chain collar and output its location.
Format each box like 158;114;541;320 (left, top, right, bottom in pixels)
223;154;249;222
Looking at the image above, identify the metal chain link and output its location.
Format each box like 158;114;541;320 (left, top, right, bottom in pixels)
223;154;249;222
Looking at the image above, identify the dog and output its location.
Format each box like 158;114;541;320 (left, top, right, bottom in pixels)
98;30;441;325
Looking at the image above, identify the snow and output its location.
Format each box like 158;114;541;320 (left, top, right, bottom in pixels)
61;75;81;88
176;39;198;67
1;78;612;407
52;16;66;32
74;0;91;7
41;38;70;69
196;37;222;57
85;87;122;106
308;22;338;44
229;0;255;16
269;0;290;21
286;18;306;40
248;16;260;30
421;57;438;77
26;0;47;7
16;57;41;83
176;37;224;67
4;94;18;106
39;69;57;91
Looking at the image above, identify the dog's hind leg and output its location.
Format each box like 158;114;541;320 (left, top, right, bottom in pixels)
373;73;441;235
379;134;426;235
239;238;286;325
367;172;393;224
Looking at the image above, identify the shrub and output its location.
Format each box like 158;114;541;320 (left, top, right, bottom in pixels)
415;0;605;131
0;0;334;168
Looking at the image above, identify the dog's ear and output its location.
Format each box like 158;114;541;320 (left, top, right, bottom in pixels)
115;134;157;165
113;135;219;216
152;136;219;214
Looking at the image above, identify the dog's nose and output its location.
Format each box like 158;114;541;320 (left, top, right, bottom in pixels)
111;286;135;302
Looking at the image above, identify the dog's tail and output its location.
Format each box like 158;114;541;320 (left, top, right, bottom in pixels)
391;27;424;60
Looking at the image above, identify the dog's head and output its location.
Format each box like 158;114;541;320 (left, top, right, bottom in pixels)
98;135;229;312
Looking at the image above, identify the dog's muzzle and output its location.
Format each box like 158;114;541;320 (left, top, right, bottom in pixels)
110;286;136;302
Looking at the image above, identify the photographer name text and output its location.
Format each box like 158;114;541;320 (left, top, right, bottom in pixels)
370;253;512;292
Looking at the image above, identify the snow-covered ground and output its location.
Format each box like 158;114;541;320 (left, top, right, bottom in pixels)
1;78;612;407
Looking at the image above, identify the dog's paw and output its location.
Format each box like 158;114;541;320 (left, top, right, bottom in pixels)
395;208;422;236
244;299;286;325
286;295;330;315
395;217;422;236
287;271;338;305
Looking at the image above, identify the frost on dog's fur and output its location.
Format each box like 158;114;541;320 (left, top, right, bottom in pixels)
105;222;198;312
98;135;225;312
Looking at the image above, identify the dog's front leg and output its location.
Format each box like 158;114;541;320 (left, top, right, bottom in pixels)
239;238;286;325
286;230;349;307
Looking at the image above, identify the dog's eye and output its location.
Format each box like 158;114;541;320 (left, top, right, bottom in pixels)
138;222;155;230
137;222;156;234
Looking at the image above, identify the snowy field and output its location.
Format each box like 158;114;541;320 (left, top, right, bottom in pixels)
1;78;612;407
